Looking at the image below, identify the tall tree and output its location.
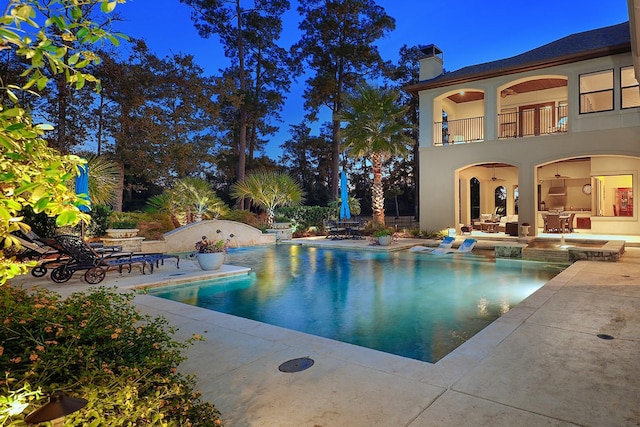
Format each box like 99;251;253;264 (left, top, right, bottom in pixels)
385;45;422;218
180;0;291;188
341;84;412;226
292;0;395;199
280;122;332;206
94;41;218;210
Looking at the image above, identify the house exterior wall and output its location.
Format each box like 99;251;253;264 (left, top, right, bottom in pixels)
417;53;640;236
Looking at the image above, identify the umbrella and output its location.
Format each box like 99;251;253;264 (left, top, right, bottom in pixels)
75;163;90;212
339;170;351;220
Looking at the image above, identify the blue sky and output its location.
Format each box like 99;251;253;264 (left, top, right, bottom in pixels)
112;0;631;158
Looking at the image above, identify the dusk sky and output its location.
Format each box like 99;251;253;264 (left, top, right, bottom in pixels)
112;0;631;158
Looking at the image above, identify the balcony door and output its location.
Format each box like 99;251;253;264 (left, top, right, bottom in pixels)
519;102;555;136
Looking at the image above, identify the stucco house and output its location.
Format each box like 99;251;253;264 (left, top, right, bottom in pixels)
407;13;640;238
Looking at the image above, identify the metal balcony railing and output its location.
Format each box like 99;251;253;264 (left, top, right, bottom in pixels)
433;105;568;146
498;105;568;139
433;116;484;145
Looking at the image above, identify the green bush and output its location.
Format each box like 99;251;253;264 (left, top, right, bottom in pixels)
0;286;223;426
277;206;332;234
19;206;58;238
86;204;112;238
220;209;261;228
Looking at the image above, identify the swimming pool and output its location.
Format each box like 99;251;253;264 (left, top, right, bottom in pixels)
148;245;566;363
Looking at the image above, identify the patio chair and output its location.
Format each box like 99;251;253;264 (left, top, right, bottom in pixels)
7;232;71;277
565;213;576;232
410;236;455;253
544;213;562;233
50;234;153;284
432;238;477;255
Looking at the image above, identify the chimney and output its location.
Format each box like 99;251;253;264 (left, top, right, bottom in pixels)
419;44;444;81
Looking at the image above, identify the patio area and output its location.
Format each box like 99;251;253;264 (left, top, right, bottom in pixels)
9;238;640;426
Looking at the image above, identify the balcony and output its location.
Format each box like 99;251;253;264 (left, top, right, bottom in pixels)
434;117;484;145
498;104;568;139
433;105;568;146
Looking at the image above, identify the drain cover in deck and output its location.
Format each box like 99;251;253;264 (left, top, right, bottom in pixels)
278;357;314;373
597;334;614;340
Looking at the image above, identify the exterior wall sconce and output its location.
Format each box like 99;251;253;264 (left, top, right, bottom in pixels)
24;391;87;426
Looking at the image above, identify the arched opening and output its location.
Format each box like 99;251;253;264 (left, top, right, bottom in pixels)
470;177;480;220
494;186;506;216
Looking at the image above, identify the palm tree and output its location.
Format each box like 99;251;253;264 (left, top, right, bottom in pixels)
231;170;305;226
341;84;412;226
147;177;228;226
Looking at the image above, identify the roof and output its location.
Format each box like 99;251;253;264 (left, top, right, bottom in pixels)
406;22;631;93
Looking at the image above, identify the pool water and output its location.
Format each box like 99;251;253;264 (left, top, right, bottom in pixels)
148;245;566;363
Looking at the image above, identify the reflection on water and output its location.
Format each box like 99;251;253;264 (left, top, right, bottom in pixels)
149;246;565;363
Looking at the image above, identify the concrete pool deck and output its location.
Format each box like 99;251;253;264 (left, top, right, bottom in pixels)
10;240;640;426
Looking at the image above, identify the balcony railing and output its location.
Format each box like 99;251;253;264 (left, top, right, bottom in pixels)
433;105;568;146
433;116;484;145
498;105;568;139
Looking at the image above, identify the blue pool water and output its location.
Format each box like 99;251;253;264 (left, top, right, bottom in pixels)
148;245;566;363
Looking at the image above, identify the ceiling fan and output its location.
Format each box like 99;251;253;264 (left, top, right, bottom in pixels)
491;166;505;181
553;164;571;179
541;163;571;180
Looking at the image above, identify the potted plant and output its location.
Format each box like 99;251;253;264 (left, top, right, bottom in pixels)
106;213;139;238
520;222;531;237
193;230;231;270
373;227;393;246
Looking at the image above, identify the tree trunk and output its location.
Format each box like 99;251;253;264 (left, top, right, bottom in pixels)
331;113;340;200
371;152;385;226
236;0;247;185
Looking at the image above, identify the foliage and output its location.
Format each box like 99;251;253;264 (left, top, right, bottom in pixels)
0;286;223;426
231;170;305;226
277;205;332;234
292;0;395;198
327;196;361;219
86;204;112;237
372;227;393;237
0;0;126;285
219;209;261;228
83;154;121;207
279;122;333;207
341;83;412;227
17;206;58;239
108;211;138;228
147;177;228;227
180;0;293;184
195;230;231;254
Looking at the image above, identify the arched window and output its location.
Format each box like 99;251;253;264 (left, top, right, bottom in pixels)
470;177;480;219
494;186;506;216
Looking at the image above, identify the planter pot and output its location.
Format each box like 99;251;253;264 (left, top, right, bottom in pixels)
377;235;393;246
106;228;139;238
520;225;531;237
271;222;291;230
196;252;225;270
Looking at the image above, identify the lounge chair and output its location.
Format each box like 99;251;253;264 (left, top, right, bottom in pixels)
410;236;455;252
432;238;477;255
50;234;153;284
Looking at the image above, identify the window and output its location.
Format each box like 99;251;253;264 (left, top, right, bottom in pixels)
621;66;640;109
579;70;613;113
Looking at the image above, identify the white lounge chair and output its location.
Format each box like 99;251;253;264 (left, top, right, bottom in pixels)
432;238;477;255
410;236;455;252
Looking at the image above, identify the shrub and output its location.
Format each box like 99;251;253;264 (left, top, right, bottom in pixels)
277;206;332;235
372;227;393;237
219;209;261;228
0;286;223;426
86;204;112;238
